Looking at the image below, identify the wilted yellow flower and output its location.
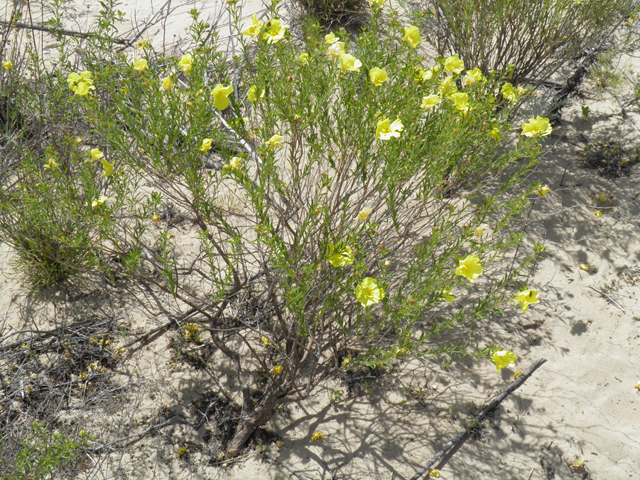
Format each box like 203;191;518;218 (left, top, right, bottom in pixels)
572;458;585;469
311;431;324;442
212;84;233;110
242;14;263;37
579;263;589;271
439;75;457;96
151;213;160;222
136;39;149;48
375;117;404;140
133;58;148;72
67;71;95;96
414;67;432;83
263;18;287;44
442;288;454;303
597;192;607;202
536;185;550;197
342;354;352;367
456;254;482;281
450;92;469;112
267;134;283;149
339;53;362;72
491;350;518;372
91;195;108;208
488;126;501;140
421;94;440;110
501;82;518;102
229;157;243;170
261;336;270;347
462;67;484;87
161;76;174;91
517;289;539;313
44;157;59;171
357;208;371;222
355;277;385;307
327;41;346;59
326;242;355;267
101;158;114;177
299;53;309;65
475;226;484;238
429;469;440;478
521;116;552;138
199;138;212;153
91;148;104;161
272;365;283;376
325;32;338;45
594;209;603;217
402;26;422;48
635;381;640;392
444;54;465;74
178;54;192;74
3;60;13;70
369;67;387;86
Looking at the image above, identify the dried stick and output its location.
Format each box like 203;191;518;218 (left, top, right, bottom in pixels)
409;356;547;480
0;19;132;44
587;286;627;314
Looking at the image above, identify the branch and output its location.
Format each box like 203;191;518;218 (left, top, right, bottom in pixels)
0;19;132;44
409;356;547;480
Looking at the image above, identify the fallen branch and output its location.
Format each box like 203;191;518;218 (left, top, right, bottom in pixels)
0;19;132;44
409;356;547;480
587;286;627;314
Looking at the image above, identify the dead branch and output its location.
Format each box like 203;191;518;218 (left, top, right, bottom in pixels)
0;19;132;44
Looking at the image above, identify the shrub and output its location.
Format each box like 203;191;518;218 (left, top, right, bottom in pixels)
417;0;639;85
1;1;549;457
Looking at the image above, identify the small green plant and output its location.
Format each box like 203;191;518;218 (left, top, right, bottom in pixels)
0;422;87;479
582;106;590;119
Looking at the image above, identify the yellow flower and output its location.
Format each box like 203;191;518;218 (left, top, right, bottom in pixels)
462;67;484;87
339;54;362;72
325;32;338;45
212;84;233;110
67;71;95;96
488;126;501;140
326;242;355;267
133;58;148;72
491;350;518;372
456;254;482;281
263;18;287;44
579;263;589;271
247;85;264;103
267;134;283;149
501;82;518;102
229;157;243;170
161;76;174;91
375;117;404;140
517;289;539;313
342;354;352;367
311;431;324;442
357;208;371;222
355;277;385;307
421;94;441;110
442;288;454;303
327;42;346;59
91;195;108;208
597;192;607;202
450;92;469;112
43;157;59;170
521;116;552;138
414;67;432;83
439;75;457;96
299;53;309;65
101;158;114;177
594;210;603;217
261;336;270;347
475;226;484;238
536;185;550;197
369;67;387;86
178;54;192;74
429;469;440;478
242;14;263;37
272;365;283;376
90;148;104;161
635;381;640;392
402;26;422;49
444;54;465;74
572;458;585;469
136;39;149;48
199;138;212;153
3;60;13;70
151;213;160;222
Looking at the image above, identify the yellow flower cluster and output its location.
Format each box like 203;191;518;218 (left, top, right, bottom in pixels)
67;71;95;96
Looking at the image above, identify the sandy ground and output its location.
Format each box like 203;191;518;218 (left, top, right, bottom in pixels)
1;1;640;479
